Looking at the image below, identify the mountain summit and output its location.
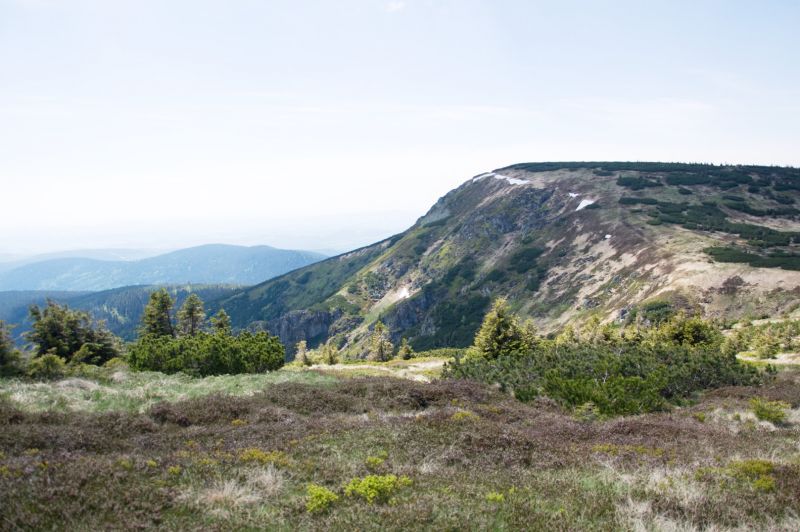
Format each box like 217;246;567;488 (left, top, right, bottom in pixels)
217;163;800;353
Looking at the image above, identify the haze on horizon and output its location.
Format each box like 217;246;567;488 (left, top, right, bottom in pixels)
1;0;798;255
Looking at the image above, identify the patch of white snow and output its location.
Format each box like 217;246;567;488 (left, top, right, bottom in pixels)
576;199;596;211
568;192;579;198
604;234;612;239
472;172;527;185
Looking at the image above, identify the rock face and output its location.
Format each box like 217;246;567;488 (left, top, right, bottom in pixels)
265;309;344;353
218;163;800;354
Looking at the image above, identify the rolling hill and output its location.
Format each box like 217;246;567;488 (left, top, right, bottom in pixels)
0;244;325;291
215;162;800;354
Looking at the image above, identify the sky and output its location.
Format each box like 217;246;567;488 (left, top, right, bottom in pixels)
1;0;798;256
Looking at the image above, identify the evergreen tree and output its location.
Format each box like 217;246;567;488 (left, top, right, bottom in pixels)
211;309;232;335
398;338;414;360
520;319;540;352
141;288;175;338
368;321;394;361
321;340;339;365
755;328;781;358
473;298;523;359
0;320;23;376
26;301;120;365
177;293;206;336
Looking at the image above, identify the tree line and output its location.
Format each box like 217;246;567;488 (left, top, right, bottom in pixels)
0;288;284;378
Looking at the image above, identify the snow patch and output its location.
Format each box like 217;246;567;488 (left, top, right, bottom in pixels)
568;192;579;198
576;199;596;211
605;234;612;239
473;172;527;186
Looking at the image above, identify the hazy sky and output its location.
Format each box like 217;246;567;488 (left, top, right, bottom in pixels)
1;0;798;255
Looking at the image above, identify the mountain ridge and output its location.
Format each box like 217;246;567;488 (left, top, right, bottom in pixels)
214;162;800;355
0;244;326;291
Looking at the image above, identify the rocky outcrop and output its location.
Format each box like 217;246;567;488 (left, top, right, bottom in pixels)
266;309;343;355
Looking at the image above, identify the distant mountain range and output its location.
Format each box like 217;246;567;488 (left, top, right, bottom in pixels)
0;244;326;291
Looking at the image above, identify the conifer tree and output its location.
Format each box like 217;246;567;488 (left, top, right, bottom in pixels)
368;321;394;361
211;309;232;335
398;338;414;360
141;288;175;338
26;301;120;364
520;319;540;352
473;298;522;359
321;340;339;365
177;293;206;336
0;320;23;376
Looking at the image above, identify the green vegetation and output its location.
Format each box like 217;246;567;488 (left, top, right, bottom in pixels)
130;292;285;376
705;246;800;270
26;353;66;380
750;397;791;425
344;474;412;504
616;175;663;190
444;303;759;415
0;321;23;377
1;366;334;413
27;300;121;365
726;318;800;358
306;483;339;513
128;331;284;376
367;321;394;362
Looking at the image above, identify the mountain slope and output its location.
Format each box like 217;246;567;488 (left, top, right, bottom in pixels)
0;244;326;291
217;163;800;354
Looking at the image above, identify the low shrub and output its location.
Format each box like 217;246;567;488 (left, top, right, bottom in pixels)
344;474;412;504
128;331;284;376
238;448;289;467
749;397;790;425
444;309;760;416
306;483;339;513
27;354;66;380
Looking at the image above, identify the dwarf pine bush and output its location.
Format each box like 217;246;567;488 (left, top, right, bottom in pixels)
749;398;790;425
444;306;760;415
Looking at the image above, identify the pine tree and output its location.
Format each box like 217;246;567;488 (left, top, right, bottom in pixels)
473;298;522;359
211;309;232;335
368;321;394;362
177;294;206;336
398;338;414;360
141;288;175;338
